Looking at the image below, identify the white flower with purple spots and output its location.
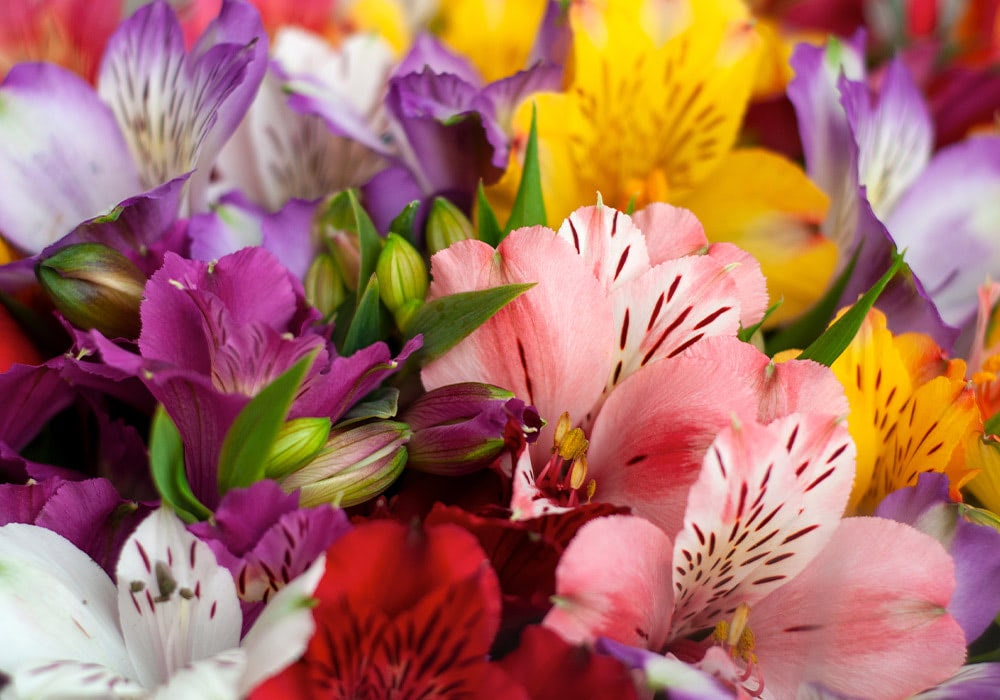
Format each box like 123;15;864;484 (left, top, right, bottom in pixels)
0;507;323;699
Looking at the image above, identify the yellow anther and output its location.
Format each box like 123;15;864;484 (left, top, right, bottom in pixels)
558;427;589;461
713;603;757;664
569;454;588;490
586;479;597;502
553;412;572;448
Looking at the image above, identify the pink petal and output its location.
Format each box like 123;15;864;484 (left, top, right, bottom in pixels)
678;336;849;422
422;230;615;454
670;414;855;638
631;203;710;264
750;517;966;699
606;256;741;392
706;242;769;328
586;349;761;538
555;206;651;291
544;514;674;650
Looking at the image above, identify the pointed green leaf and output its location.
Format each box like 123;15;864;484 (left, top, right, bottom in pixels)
767;244;861;355
476;181;503;247
737;298;784;343
150;405;211;522
341;273;385;356
797;251;906;367
405;282;535;362
389;200;421;244
217;353;317;493
503;103;546;237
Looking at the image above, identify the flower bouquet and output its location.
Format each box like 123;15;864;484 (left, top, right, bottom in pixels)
2;0;1000;698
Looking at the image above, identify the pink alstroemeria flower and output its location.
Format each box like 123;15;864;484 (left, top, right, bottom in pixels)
422;203;844;536
542;415;966;698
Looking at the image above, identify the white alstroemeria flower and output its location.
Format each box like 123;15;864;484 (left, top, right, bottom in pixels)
0;507;323;699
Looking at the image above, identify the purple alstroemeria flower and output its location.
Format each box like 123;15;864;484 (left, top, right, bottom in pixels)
188;479;349;632
287;32;561;233
875;472;1000;645
213;27;395;212
90;247;417;508
788;36;1000;345
594;638;734;699
0;0;266;258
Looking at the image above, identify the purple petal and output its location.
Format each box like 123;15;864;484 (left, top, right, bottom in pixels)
912;664;1000;699
0;63;141;254
189;480;348;606
395;33;481;85
97;0;268;210
0;361;75;451
0;476;151;578
787;36;865;248
837;195;958;350
481;62;563;135
361;164;426;234
595;638;734;699
840;58;932;219
527;1;571;71
885;136;1000;329
292;335;420;423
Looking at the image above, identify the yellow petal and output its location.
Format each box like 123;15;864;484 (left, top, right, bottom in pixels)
348;0;412;55
433;0;549;82
966;433;1000;516
674;148;834;325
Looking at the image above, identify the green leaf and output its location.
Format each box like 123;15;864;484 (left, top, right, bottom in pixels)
340;387;400;425
341;273;385;356
797;251;906;367
389;200;421;244
767;244;861;355
217;353;316;494
737;298;784;343
405;282;535;362
319;190;383;300
984;411;1000;437
476;181;503;247
149;405;211;522
503;103;546;237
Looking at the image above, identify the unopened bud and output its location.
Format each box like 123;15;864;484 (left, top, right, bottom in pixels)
264;417;332;479
313;192;362;291
376;233;428;314
425;197;475;255
304;254;348;319
36;243;145;339
279;421;410;507
403;382;543;475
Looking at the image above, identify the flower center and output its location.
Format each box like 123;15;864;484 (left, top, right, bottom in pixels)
534;413;595;507
711;603;764;697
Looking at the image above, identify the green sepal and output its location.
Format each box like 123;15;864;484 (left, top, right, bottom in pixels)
389;200;421;244
341;273;385;356
217;352;317;494
503;103;546;237
767;244;861;356
150;404;211;523
476;181;503;247
797;251;906;367
341;387;400;425
405;282;535;362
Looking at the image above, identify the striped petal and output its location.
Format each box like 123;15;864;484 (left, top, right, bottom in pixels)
98;0;267;210
555;205;652;291
670;414;855;638
116;508;242;689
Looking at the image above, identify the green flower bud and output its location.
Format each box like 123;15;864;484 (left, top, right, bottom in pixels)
313;192;363;291
279;421;411;508
304;254;348;320
35;243;146;339
376;233;428;314
264;417;332;480
425;197;476;255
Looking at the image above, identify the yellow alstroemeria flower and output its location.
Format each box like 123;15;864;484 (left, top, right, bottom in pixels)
488;0;836;324
432;0;550;82
830;308;980;514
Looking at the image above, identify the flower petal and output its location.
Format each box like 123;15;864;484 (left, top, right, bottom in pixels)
8;660;144;699
116;508;242;689
750;517;966;699
670;414;855;638
0;523;132;676
544;514;674;650
0;63;141;253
